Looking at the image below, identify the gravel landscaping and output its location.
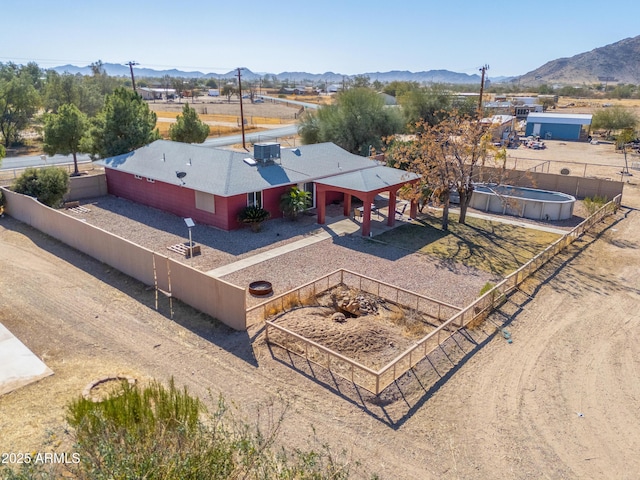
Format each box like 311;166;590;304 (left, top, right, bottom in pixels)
65;195;500;309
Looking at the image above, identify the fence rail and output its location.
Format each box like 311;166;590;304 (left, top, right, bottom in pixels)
263;195;621;395
249;269;461;327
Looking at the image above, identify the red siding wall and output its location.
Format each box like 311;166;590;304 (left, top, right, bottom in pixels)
325;190;343;204
105;170;238;230
104;173;345;230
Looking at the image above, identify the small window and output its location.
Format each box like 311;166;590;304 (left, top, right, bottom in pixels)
195;191;215;213
134;174;142;180
247;191;262;208
146;178;155;183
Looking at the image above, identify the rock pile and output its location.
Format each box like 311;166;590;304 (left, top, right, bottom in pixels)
336;291;379;317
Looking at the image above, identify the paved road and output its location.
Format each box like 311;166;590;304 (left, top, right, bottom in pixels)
201;124;299;148
2;125;300;169
257;95;320;110
1;153;92;171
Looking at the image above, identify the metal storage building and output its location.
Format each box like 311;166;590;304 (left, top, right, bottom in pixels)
525;113;592;140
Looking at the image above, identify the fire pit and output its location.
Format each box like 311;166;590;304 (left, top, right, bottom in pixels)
249;280;273;296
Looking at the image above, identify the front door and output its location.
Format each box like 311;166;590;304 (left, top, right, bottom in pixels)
303;182;315;209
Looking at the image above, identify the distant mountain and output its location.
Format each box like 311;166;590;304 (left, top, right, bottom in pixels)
50;63;487;85
516;35;640;86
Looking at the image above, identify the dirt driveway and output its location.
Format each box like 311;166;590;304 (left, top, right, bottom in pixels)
1;160;640;478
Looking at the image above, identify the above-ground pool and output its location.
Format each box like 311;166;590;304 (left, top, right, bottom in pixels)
469;184;576;221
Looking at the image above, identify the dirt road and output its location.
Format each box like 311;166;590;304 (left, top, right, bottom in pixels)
1;187;639;479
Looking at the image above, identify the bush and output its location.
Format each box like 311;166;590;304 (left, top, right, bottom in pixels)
0;378;366;479
238;205;270;232
11;167;69;208
583;195;608;215
280;186;311;220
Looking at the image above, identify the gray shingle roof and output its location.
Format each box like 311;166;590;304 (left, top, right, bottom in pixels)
97;141;382;197
316;165;419;192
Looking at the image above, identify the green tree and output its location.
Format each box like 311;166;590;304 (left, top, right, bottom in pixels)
280;186;311;220
221;84;235;103
86;59;120;96
352;75;371;88
382;80;420;98
169;103;210;143
592;105;638;136
398;84;452;130
43;71;104;117
0;66;40;147
299;87;403;156
91;87;160;158
43;104;90;176
12;167;69;208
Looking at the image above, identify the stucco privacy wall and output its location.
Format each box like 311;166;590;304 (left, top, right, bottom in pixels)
2;188;247;330
477;167;624;200
64;174;108;202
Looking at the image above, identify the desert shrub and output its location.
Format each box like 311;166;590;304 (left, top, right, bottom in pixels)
583;195;608;215
237;205;270;232
11;167;69;208
479;282;495;296
0;378;367;480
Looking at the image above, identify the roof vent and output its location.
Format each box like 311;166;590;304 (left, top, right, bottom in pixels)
254;143;280;164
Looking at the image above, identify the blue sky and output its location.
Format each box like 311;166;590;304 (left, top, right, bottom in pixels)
2;0;639;79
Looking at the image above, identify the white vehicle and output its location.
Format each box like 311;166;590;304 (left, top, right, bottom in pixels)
208;89;220;97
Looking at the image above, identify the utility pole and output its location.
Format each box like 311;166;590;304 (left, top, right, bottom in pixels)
478;64;489;120
126;61;139;92
237;67;247;151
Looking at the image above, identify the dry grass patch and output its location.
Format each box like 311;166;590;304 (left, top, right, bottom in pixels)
376;212;562;275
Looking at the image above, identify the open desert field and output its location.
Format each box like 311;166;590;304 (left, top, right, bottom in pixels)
1;140;639;479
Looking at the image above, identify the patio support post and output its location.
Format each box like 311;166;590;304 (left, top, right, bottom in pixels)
387;189;398;227
343;192;352;217
317;187;327;224
362;196;373;236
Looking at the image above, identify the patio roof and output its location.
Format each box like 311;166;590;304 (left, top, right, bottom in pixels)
316;165;419;193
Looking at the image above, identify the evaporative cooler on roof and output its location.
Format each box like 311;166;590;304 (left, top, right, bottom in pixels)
253;143;281;164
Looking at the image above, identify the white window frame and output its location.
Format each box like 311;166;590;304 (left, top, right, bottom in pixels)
247;191;262;208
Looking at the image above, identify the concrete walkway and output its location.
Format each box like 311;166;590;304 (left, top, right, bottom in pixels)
206;216;362;277
207;207;569;278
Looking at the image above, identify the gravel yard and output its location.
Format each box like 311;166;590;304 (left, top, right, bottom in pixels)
66;195;500;309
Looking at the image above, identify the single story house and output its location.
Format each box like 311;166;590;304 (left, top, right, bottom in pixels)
137;87;177;101
525;113;592;141
98;141;419;236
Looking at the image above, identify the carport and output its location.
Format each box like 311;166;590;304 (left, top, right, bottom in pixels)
315;166;420;236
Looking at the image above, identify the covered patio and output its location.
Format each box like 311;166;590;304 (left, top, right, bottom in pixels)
315;166;420;236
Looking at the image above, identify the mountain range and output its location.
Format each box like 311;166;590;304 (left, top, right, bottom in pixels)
52;63;490;85
516;35;640;85
51;35;640;86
